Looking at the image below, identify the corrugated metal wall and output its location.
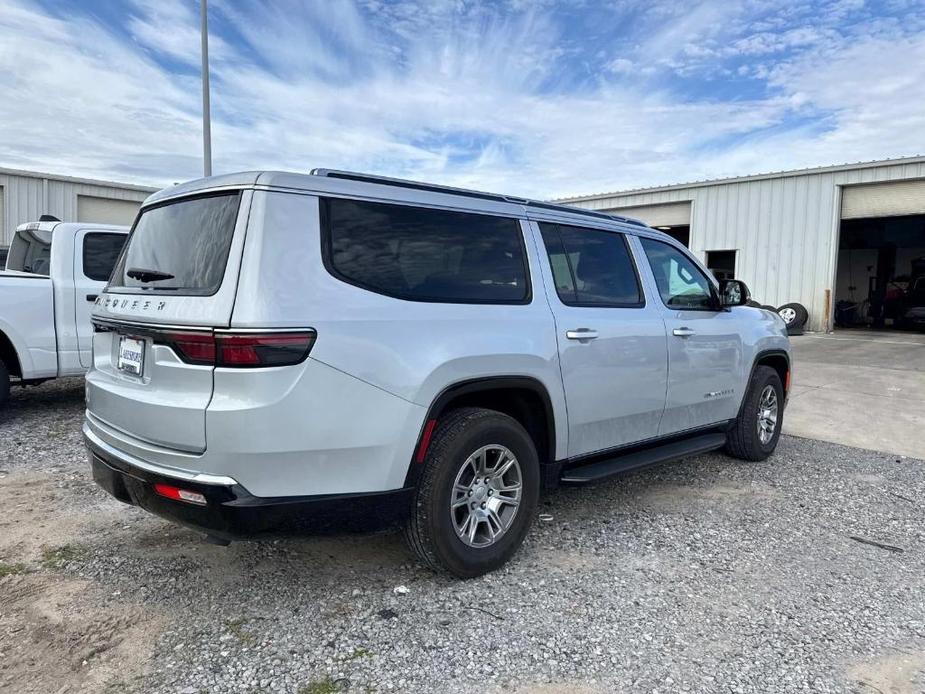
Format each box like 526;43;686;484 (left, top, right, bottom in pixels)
567;160;925;331
0;170;154;245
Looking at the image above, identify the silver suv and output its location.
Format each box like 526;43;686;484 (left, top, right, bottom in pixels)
85;170;791;577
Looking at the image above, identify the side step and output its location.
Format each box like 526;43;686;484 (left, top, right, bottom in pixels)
559;432;727;485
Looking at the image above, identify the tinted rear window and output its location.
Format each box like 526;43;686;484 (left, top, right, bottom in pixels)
110;193;240;294
321;198;529;304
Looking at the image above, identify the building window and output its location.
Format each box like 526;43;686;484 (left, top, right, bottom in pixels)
706;250;737;281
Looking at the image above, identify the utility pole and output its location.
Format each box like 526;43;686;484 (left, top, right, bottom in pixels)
200;0;212;177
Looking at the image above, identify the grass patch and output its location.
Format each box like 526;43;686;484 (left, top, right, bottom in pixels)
41;543;87;568
224;617;257;646
344;647;371;661
0;561;27;577
298;677;344;694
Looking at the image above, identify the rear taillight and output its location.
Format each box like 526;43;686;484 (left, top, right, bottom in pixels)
163;331;215;365
216;332;315;367
156;330;315;368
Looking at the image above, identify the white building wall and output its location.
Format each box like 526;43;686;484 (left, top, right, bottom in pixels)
564;158;925;331
0;168;156;245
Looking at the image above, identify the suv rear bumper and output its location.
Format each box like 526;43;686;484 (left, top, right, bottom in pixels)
85;427;414;540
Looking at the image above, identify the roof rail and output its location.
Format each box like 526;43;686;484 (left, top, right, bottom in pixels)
310;169;647;227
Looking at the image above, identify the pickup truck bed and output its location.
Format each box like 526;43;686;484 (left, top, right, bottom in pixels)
0;272;57;380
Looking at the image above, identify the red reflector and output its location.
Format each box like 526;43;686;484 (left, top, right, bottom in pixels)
785;370;791;392
154;483;207;505
415;419;438;464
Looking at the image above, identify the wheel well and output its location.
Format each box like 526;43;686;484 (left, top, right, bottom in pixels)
756;352;789;393
0;331;21;378
442;388;552;462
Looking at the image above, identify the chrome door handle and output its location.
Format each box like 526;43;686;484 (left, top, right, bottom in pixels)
566;328;599;340
672;327;695;338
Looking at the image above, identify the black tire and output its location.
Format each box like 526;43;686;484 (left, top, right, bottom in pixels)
0;359;9;407
759;304;777;312
777;302;808;328
725;365;784;461
745;299;761;308
404;407;540;578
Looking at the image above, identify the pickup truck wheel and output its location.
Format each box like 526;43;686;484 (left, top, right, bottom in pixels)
404;407;539;578
725;365;783;461
0;359;9;406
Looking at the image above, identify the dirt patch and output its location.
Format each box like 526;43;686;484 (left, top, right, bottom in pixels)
639;481;780;511
0;471;165;693
0;573;165;693
0;472;84;563
848;648;925;694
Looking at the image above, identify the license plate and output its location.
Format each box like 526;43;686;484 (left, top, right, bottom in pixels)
118;336;145;376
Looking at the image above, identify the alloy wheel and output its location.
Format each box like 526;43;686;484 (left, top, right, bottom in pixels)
451;444;523;548
757;385;779;445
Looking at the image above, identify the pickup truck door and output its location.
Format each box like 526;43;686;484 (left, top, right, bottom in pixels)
533;221;669;458
74;230;126;368
633;236;745;434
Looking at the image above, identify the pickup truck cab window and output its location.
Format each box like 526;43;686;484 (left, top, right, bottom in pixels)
82;233;126;282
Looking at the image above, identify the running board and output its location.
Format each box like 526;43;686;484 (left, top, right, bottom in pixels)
559;432;727;485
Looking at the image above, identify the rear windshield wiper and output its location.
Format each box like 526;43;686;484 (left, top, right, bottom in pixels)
127;267;175;283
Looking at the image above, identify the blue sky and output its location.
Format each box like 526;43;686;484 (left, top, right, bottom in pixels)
1;0;924;198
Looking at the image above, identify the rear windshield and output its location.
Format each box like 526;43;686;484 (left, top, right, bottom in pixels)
110;192;240;295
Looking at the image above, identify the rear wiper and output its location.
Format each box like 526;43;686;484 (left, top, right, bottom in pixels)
127;267;175;283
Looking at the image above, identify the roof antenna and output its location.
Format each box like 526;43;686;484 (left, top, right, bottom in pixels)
39;214;61;222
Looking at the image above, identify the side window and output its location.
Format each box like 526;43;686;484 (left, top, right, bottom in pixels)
540;223;642;307
322;198;530;304
82;233;126;282
639;237;715;310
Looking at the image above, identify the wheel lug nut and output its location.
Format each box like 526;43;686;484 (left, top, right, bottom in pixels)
480;502;486;509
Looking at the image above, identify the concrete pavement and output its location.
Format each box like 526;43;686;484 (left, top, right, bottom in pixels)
783;328;925;458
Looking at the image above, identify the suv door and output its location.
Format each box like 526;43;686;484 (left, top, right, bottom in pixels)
535;222;668;458
75;231;126;368
634;236;744;434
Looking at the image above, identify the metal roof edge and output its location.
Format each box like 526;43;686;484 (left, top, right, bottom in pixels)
0;165;158;193
553;154;925;203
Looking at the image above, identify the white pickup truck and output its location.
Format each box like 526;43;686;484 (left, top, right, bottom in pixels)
0;220;128;405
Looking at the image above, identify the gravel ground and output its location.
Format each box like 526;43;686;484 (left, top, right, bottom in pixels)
1;379;924;694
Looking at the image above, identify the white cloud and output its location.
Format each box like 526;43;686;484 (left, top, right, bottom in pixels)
0;0;922;200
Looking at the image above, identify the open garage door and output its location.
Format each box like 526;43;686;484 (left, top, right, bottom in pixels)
77;195;141;226
835;180;925;331
603;201;692;246
842;179;925;219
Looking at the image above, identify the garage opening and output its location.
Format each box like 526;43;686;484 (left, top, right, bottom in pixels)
835;180;925;330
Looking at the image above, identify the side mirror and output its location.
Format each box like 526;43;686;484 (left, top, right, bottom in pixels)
719;279;750;307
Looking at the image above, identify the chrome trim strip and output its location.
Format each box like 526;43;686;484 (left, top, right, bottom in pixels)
83;421;238;486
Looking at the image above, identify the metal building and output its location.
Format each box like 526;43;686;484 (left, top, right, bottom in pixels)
560;156;925;332
0;167;157;245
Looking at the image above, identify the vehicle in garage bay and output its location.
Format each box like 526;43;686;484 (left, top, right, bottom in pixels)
0;220;128;405
84;170;791;577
